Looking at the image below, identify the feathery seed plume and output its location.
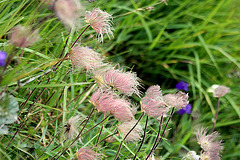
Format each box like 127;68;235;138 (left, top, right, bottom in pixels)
117;120;143;142
70;46;104;71
103;68;141;96
90;89;115;113
110;99;134;122
64;115;82;140
163;91;189;109
196;128;223;160
55;0;83;28
213;85;230;98
9;25;39;48
85;8;114;42
181;151;200;160
76;147;100;160
141;85;168;118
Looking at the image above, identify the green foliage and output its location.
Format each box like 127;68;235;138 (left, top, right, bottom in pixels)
0;93;19;134
0;0;239;160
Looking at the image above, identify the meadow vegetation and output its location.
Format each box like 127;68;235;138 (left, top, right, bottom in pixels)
0;0;239;159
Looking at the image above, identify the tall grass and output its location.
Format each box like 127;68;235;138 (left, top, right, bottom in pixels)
0;0;239;159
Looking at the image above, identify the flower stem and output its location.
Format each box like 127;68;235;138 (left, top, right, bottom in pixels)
146;108;175;159
71;25;90;48
81;114;110;136
114;112;144;160
145;115;163;160
96;115;106;144
94;130;118;147
133;115;149;160
211;98;220;133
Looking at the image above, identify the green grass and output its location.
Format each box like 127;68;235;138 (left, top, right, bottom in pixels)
0;0;239;159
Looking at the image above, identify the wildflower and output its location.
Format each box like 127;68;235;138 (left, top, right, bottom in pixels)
181;151;200;160
117;120;143;142
0;51;7;67
196;128;223;160
55;0;83;28
76;147;100;160
176;80;189;91
213;85;230;98
90;89;134;122
163;91;189;109
92;64;113;87
207;84;230;98
70;46;104;71
103;68;141;96
141;85;169;118
176;104;192;115
90;89;115;113
64;115;82;140
85;8;114;42
8;25;39;48
110;99;134;122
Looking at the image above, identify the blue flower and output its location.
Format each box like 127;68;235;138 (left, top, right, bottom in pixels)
176;104;192;115
176;80;188;91
0;51;7;67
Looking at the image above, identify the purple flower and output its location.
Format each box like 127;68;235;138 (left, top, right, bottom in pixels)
176;80;188;91
176;104;192;115
0;51;7;67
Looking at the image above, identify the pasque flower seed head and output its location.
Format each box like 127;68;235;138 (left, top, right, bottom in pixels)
141;85;169;118
85;8;114;42
9;25;39;48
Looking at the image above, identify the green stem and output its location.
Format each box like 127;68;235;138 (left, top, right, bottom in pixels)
211;98;220;133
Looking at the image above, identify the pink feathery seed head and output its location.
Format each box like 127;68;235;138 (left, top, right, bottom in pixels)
70;46;104;71
92;64;114;87
141;85;168;118
117;120;143;142
9;25;39;48
85;8;114;42
55;0;84;28
110;99;134;122
76;147;100;160
163;91;189;109
90;89;116;113
213;85;230;98
200;151;221;160
196;128;223;155
103;68;142;96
